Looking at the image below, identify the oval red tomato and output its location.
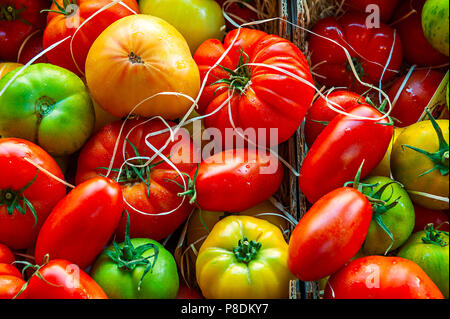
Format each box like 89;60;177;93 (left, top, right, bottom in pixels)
0;243;14;264
0;275;25;299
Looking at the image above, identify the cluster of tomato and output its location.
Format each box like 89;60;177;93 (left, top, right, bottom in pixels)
0;0;449;300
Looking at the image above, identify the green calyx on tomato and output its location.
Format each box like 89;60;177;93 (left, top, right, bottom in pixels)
233;237;262;264
347;57;365;79
0;171;39;226
213;49;252;96
42;0;78;16
0;4;30;25
166;164;199;205
402;109;449;176
421;224;449;247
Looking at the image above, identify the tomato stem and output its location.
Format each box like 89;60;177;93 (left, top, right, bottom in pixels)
422;224;449;247
41;0;78;16
233;237;261;264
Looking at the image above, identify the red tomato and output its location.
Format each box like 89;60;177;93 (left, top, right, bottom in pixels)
75;119;199;241
0;263;21;278
43;0;139;75
393;0;448;67
413;204;449;232
176;283;203;299
0;243;14;264
288;187;372;281
0;275;25;299
19;259;107;299
34;176;123;269
345;0;400;22
304;90;366;148
191;148;284;212
299;104;393;204
194;27;315;147
324;256;444;299
216;0;258;30
17;31;49;64
388;69;445;127
309;13;403;93
0;138;66;250
0;0;49;61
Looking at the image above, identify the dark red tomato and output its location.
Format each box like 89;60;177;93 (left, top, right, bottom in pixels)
17;31;49;64
0;0;49;61
304;90;366;148
393;0;448;67
19;259;107;299
0;275;25;299
0;243;14;264
413;204;449;232
324;256;444;299
75;119;199;241
0;138;67;250
345;0;400;22
191;148;284;212
0;263;21;278
309;13;403;93
388;69;445;127
288;187;372;281
34;176;123;269
176;283;203;299
216;0;258;30
43;0;139;75
299;104;393;204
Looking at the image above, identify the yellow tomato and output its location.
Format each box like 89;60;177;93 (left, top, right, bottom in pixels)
85;14;200;119
369;126;405;177
196;215;294;299
0;63;23;79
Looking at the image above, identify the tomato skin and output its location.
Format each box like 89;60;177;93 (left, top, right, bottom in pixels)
194;27;315;147
0;243;14;264
394;0;448;66
288;187;372;281
309;13;403;93
0;138;67;250
34;177;123;269
414;205;449;232
0;0;49;61
17;31;49;65
388;70;445;127
369;126;405;177
216;0;258;30
43;0;139;75
19;259;107;299
0;275;25;299
76;119;198;241
0;263;21;278
193;148;284;212
176;283;203;299
304;90;366;148
422;0;449;56
325;256;444;299
345;0;400;22
299;104;393;204
0;62;23;80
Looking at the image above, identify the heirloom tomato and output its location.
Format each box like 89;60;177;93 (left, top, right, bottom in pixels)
194;27;314;147
309;13;403;93
422;0;449;56
0;138;66;250
85;14;200;119
369;126;405;177
324;256;444;299
43;0;139;75
196;215;293;299
76;119;198;241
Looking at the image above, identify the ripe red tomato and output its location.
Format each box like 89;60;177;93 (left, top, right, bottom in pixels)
43;0;139;75
288;187;372;281
176;283;203;299
190;148;284;212
309;13;403;93
194;27;315;147
393;0;448;67
0;138;67;250
413;204;449;232
0;0;49;61
0;275;25;299
324;256;444;299
345;0;400;22
216;0;258;30
34;176;123;269
17;31;49;64
75;119;199;241
304;90;366;148
0;243;14;264
388;69;445;127
19;259;107;299
299;104;393;204
0;263;21;278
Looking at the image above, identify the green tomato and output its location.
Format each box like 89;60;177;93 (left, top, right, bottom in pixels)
398;226;449;298
422;0;449;56
360;176;415;255
0;63;94;156
139;0;225;53
91;238;179;299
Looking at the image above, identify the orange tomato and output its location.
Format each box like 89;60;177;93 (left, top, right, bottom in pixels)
0;63;22;80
